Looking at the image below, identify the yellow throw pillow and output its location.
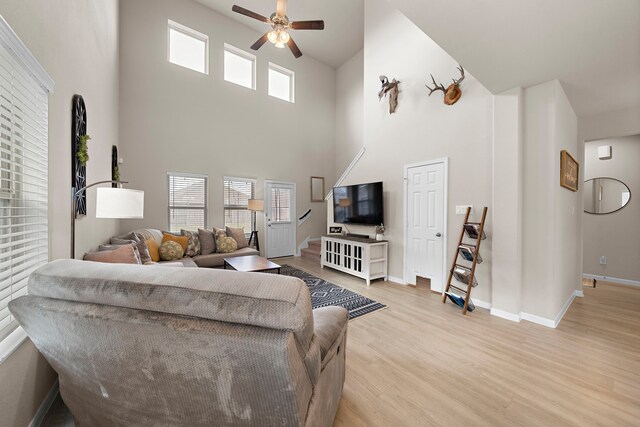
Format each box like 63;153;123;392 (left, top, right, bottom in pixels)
146;239;160;262
162;233;189;253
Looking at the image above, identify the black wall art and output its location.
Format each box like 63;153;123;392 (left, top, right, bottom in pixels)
112;145;118;187
71;95;87;216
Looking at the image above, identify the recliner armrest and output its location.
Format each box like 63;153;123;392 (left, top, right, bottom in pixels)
313;306;348;368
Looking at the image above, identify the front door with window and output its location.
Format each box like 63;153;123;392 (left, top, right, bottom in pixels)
265;181;296;258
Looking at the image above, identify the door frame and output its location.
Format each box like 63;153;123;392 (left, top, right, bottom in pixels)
403;158;448;292
264;180;297;258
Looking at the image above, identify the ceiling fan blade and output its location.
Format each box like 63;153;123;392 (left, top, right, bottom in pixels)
290;20;325;30
287;37;302;58
232;5;270;23
276;0;287;17
251;33;270;50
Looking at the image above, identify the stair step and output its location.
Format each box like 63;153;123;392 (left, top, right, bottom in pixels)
301;247;321;262
301;247;320;256
308;240;321;249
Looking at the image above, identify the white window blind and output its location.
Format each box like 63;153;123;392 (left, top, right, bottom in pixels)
270;187;291;222
223;177;254;233
268;62;295;103
168;173;207;233
0;18;51;343
167;20;209;74
223;44;256;90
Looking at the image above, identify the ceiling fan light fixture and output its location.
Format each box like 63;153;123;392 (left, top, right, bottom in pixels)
267;30;278;44
274;41;286;48
278;31;290;43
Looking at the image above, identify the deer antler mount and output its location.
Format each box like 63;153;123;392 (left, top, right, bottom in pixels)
378;75;400;114
426;65;465;105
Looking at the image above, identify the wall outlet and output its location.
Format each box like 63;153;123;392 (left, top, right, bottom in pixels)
599;256;607;265
456;205;473;215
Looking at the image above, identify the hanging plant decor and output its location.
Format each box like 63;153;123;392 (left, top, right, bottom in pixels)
71;95;87;216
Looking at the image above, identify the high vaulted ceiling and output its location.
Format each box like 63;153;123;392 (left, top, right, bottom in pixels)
196;0;639;117
194;0;364;68
388;0;640;117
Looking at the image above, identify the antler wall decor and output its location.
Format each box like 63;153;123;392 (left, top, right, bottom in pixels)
378;75;400;114
426;65;465;105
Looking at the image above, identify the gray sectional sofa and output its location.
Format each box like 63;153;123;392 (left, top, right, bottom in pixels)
10;259;348;426
130;228;259;268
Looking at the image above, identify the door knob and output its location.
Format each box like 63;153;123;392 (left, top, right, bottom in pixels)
436;232;442;237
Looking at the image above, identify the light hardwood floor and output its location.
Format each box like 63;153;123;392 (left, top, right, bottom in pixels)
279;257;640;427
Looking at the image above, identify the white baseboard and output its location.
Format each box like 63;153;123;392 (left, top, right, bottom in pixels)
490;308;521;322
29;378;59;427
471;299;492;310
519;289;582;329
296;236;310;257
582;273;640;287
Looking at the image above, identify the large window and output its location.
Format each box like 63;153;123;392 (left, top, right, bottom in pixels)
223;177;255;232
0;16;52;346
224;44;256;90
268;63;295;103
167;20;208;74
168;173;207;232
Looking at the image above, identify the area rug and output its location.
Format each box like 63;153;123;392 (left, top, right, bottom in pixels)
280;265;386;320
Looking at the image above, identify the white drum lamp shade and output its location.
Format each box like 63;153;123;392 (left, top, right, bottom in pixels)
95;188;144;219
248;199;264;212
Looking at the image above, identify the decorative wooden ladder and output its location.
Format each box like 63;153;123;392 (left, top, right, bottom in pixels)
442;206;488;315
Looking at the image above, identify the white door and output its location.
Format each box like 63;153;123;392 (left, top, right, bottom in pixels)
405;161;446;292
265;181;296;258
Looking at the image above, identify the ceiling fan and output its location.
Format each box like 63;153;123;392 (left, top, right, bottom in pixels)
232;0;324;58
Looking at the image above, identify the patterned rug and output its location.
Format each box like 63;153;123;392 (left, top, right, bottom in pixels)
280;265;386;320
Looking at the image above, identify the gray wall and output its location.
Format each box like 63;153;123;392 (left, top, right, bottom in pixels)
330;0;494;301
583;134;640;281
118;0;336;249
0;1;120;425
521;80;580;320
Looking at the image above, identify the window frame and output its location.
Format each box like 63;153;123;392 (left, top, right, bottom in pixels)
223;176;256;234
223;43;257;90
0;15;53;361
167;19;209;75
167;172;208;233
268;62;295;103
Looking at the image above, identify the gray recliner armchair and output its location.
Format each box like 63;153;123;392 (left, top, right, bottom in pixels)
9;260;348;426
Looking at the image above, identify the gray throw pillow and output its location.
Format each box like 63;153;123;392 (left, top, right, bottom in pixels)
112;232;140;244
108;238;152;264
198;229;216;255
181;229;201;257
226;226;248;249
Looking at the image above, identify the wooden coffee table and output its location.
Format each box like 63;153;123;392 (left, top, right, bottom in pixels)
223;255;281;274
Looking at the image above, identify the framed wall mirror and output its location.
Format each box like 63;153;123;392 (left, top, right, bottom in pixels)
584;177;631;214
311;176;325;202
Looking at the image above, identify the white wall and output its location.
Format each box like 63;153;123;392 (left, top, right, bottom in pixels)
583;134;640;281
118;0;335;248
0;1;120;425
334;50;364;182
330;0;494;299
521;80;580;321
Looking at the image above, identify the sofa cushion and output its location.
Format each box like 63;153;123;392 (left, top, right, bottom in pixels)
181;229;200;257
155;257;198;267
27;259;315;349
146;239;160;262
162;233;189;252
108;238;152;264
193;247;259;268
216;236;238;253
159;240;184;261
198;229;216;255
84;245;141;265
226;226;248;249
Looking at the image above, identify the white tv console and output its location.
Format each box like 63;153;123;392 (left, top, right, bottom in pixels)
321;235;388;285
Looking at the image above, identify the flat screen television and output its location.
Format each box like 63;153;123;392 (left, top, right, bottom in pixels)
333;182;384;225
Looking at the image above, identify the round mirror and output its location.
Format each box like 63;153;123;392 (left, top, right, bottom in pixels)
584;177;631;214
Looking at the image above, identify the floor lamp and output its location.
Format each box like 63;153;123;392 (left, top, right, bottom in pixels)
72;180;144;259
247;199;264;251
